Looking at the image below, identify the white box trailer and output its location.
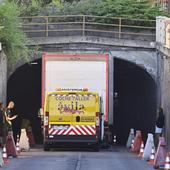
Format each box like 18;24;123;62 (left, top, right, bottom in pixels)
42;53;109;124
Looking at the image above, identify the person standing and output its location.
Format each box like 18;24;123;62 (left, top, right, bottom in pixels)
5;101;18;143
155;107;165;147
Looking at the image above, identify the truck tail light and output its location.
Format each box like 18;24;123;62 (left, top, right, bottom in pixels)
44;112;49;128
96;112;100;128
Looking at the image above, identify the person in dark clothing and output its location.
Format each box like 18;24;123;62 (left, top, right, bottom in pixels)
155;107;165;147
155;107;164;131
5;101;18;143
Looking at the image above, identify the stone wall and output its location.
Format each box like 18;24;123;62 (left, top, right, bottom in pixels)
156;43;170;150
0;51;7;106
160;54;170;150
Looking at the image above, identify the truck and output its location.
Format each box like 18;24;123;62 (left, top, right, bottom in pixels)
43;89;102;150
42;53;110;150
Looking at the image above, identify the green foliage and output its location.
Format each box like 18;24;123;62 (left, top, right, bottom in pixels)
59;0;102;15
0;1;30;64
15;0;62;16
9;0;169;19
59;0;170;19
45;0;63;15
51;0;62;6
19;0;42;16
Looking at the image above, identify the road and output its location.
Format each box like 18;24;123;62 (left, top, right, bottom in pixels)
2;146;155;170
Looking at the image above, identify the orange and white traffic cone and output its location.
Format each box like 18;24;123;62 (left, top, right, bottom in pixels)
2;146;9;164
16;135;20;155
147;146;155;165
130;138;134;151
0;148;4;167
164;153;170;170
6;131;17;158
126;128;134;148
26;126;35;147
19;129;30;151
138;141;144;157
131;130;142;153
153;137;167;169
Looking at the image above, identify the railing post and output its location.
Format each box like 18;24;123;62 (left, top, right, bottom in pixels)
82;15;85;36
45;16;48;37
119;18;122;39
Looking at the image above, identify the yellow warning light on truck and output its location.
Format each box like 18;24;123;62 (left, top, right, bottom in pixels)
55;88;89;92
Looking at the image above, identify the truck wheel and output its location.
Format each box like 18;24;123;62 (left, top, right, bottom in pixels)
43;143;50;151
93;144;100;152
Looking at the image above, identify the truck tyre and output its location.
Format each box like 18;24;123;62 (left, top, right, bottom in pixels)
93;144;100;152
43;143;50;151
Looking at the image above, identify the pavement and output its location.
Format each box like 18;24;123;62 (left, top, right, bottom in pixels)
1;146;155;170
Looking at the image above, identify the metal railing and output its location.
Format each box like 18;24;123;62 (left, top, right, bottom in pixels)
20;15;156;41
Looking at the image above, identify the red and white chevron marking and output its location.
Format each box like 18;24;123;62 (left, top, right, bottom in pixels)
48;125;96;136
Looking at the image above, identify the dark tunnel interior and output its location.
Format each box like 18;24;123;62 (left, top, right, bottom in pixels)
7;59;42;144
7;57;157;145
114;58;157;145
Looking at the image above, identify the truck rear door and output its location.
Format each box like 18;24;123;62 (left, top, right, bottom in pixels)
48;92;100;137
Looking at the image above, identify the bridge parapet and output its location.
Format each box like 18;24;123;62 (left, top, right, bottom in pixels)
20;15;156;42
8;15;157;79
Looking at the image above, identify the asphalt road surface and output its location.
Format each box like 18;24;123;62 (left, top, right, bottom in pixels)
2;146;155;170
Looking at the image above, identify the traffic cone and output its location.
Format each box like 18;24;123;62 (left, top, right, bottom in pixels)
147;146;155;165
164;153;170;170
6;131;18;158
126;128;134;148
26;126;35;147
153;137;167;169
131;130;142;153
16;135;20;155
113;135;117;145
0;148;4;167
2;146;8;164
19;129;30;151
130;138;134;150
143;133;155;161
138;141;144;157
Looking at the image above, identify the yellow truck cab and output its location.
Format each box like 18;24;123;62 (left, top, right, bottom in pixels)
43;88;101;151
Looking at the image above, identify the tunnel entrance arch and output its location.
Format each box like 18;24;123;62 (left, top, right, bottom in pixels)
114;58;157;145
7;59;42;144
7;56;157;145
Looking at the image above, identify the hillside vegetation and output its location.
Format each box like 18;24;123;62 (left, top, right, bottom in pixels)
0;0;169;63
18;0;170;19
0;1;30;63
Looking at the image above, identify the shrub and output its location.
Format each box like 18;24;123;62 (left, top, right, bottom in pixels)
0;1;31;64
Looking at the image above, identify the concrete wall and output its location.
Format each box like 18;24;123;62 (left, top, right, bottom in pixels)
161;56;170;150
0;51;7;106
157;51;170;150
9;47;157;80
156;38;170;149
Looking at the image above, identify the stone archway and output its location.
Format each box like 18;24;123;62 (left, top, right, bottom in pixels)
7;50;157;145
114;58;157;145
7;59;42;144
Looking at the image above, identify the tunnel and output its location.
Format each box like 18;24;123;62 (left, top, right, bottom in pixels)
114;58;157;145
7;57;157;145
7;59;42;144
